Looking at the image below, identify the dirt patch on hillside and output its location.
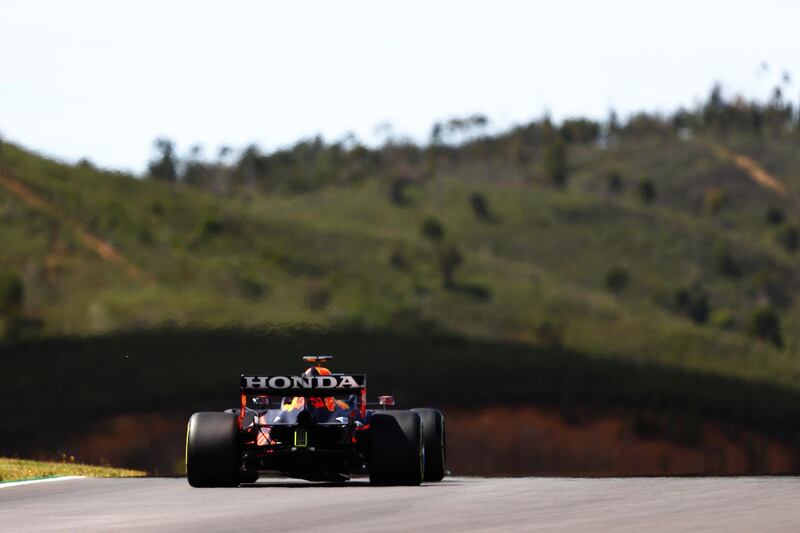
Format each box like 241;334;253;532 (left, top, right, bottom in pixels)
712;145;787;196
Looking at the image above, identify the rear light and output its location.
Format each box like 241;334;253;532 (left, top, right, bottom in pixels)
294;429;308;447
378;395;396;408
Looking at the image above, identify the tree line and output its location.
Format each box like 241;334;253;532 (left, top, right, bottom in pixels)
147;81;800;194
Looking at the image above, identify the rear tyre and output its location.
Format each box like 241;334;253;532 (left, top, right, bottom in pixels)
412;408;446;482
368;411;423;486
186;412;240;487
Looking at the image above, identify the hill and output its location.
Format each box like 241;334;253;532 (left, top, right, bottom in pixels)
2;128;800;388
3;90;800;473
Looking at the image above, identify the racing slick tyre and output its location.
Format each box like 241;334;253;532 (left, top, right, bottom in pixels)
368;411;423;486
412;408;446;482
186;412;240;488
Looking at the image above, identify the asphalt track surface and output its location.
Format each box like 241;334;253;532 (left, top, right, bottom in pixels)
2;476;799;532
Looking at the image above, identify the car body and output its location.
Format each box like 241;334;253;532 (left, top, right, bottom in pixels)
185;355;446;486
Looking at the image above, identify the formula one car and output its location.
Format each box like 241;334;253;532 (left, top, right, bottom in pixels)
185;355;446;486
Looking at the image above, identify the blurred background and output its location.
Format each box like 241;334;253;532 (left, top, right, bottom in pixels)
2;0;800;476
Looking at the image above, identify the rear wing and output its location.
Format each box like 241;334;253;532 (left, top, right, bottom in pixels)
240;374;366;395
239;374;368;423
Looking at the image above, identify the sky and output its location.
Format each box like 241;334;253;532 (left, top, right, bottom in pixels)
1;0;798;173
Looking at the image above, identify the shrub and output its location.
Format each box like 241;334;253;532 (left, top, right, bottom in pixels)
765;208;785;226
0;272;24;314
305;285;331;311
605;267;630;293
420;217;444;242
543;139;568;189
138;227;155;245
747;305;782;348
200;216;225;239
638;178;656;204
776;225;799;252
704;187;727;215
237;275;269;302
150;201;165;216
469;192;491;220
674;286;710;324
389;249;408;270
712;242;740;277
439;246;463;289
607;171;623;195
751;269;790;308
709;308;735;330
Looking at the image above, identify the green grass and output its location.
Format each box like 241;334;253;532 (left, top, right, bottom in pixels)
0;457;145;482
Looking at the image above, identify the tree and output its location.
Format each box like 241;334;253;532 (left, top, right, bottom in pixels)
427;122;444;204
638;178;656;204
766;208;785;226
147;137;178;182
605;267;630;293
212;145;233;194
747;305;782;348
607;171;623;195
469;192;491;220
674;285;710;324
703;83;726;131
183;144;212;189
235;144;261;193
750;103;764;136
544;139;568;189
560;119;600;144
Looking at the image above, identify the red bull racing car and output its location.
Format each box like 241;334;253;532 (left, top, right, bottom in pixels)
185;355;446;486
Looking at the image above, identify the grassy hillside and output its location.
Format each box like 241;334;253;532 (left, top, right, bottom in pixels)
2;131;800;392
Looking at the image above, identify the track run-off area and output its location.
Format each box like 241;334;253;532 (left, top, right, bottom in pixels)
2;476;800;532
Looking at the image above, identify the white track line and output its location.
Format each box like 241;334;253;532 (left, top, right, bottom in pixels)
0;476;85;488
